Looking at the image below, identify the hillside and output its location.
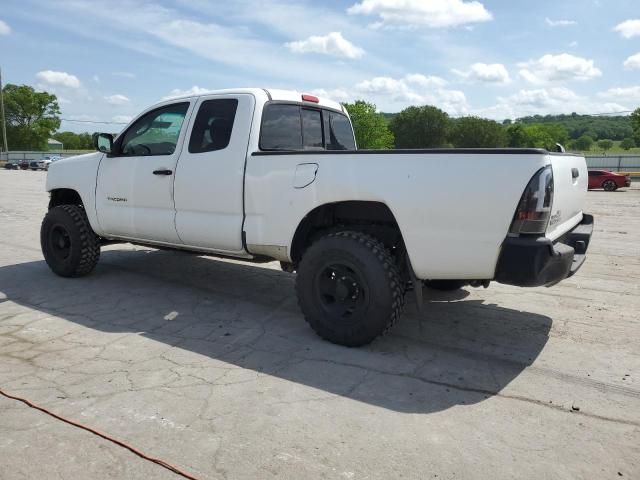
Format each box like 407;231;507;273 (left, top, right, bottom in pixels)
513;114;633;141
380;112;634;141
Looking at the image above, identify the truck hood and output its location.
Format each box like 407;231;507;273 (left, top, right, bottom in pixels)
53;151;102;166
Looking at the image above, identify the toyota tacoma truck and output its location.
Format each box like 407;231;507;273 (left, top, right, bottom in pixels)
41;88;593;346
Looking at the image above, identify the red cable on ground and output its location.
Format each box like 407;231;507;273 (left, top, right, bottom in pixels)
0;388;201;480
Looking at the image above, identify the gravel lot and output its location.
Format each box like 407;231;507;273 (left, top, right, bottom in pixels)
0;169;638;480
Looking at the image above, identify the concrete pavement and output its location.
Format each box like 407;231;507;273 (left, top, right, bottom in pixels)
0;170;638;479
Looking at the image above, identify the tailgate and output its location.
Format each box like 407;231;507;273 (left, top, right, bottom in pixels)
546;153;587;240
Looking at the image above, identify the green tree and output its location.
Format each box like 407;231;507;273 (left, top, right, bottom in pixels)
53;131;93;150
448;116;507;147
523;124;569;150
1;84;61;150
597;139;613;152
631;107;640;133
389;105;449;148
506;124;532;147
342;100;394;149
632;108;640;145
572;135;594;152
620;137;636;150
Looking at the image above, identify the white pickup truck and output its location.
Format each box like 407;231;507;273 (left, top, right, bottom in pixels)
42;88;593;346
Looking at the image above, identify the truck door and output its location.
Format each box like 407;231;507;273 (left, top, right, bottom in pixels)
96;101;192;243
173;94;255;253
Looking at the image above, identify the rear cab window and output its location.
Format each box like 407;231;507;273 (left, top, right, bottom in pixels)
260;104;302;150
259;103;355;151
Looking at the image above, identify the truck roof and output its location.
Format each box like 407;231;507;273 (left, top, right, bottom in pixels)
163;88;344;112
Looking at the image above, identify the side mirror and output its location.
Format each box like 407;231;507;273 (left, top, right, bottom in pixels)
94;133;114;154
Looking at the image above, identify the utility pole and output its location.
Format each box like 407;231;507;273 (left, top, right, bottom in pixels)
0;67;8;153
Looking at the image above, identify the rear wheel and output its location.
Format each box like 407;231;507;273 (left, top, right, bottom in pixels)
296;231;405;347
603;180;617;191
41;205;101;277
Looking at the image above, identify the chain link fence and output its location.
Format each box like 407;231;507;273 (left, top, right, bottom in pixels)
1;151;91;163
585;155;640;174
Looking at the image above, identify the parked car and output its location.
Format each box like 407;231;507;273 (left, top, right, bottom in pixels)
19;159;30;170
3;161;19;170
587;170;631;191
41;88;593;346
29;160;41;170
39;156;63;170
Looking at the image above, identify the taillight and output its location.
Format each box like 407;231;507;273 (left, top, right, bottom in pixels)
301;94;319;103
509;165;554;235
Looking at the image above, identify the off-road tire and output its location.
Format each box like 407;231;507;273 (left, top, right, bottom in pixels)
41;205;100;277
424;280;467;291
296;231;405;347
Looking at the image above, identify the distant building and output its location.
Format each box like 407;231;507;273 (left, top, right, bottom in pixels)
47;138;63;151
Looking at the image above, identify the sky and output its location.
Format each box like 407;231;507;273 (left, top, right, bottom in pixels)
0;0;639;133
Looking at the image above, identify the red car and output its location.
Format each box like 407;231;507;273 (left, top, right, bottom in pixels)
587;170;631;191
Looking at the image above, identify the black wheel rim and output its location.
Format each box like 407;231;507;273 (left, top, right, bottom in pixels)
49;224;72;261
314;261;369;319
604;181;615;191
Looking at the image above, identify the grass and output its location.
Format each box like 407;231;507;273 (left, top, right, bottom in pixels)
571;140;640;155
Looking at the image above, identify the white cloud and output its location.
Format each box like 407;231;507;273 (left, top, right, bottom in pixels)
0;19;10;35
112;115;133;124
545;18;576;27
310;88;352;103
518;53;601;84
92;75;100;83
29;0;360;86
286;32;364;59
613;19;640;39
35;70;81;89
623;53;640;70
347;0;492;29
477;87;629;120
597;86;640;102
353;74;467;114
162;86;212;100
453;63;510;84
404;73;448;88
104;94;130;105
569;41;578;48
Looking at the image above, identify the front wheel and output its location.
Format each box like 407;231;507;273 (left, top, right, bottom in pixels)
603;180;617;191
296;231;405;347
41;205;101;277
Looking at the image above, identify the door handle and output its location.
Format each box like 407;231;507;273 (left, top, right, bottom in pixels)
153;169;173;175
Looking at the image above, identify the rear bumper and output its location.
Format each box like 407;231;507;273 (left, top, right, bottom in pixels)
494;214;593;287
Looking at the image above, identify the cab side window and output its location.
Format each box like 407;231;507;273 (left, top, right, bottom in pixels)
119;103;189;156
189;99;239;153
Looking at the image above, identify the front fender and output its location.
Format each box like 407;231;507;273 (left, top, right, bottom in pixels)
46;152;104;235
